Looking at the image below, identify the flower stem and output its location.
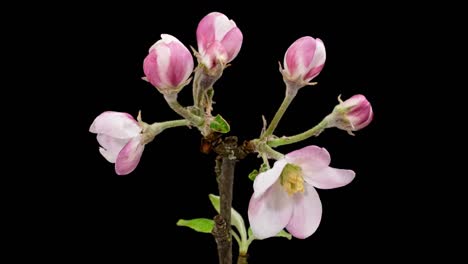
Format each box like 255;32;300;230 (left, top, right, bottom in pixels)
163;94;204;126
268;118;329;148
237;253;248;264
257;142;285;160
151;119;190;130
261;88;297;139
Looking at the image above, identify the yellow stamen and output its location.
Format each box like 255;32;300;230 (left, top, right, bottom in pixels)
280;164;305;196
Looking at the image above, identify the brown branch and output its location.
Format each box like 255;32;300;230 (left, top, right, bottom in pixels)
207;135;254;264
212;215;231;264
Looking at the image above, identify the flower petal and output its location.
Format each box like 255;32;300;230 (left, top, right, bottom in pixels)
285;145;331;171
248;182;294;239
304;38;326;81
253;159;287;198
213;13;236;41
166;41;194;87
304;167;355;189
220;27;243;62
196;12;220;54
286;185;322;239
97;134;130;163
89;111;141;139
115;135;145;175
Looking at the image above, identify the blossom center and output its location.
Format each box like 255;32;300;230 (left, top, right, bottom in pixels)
280;163;304;196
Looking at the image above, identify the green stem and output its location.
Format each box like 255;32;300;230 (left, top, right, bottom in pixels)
164;94;204;126
151;119;190;130
268;118;329;148
258;143;284;160
231;230;241;246
192;67;203;109
262;88;297;139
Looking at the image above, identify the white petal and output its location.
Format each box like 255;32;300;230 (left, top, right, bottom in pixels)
253;159;287;198
214;14;236;40
154;44;171;87
96;134;130;163
89;111;141;139
285;145;331;172
248;182;294;240
286;184;322;239
304;167;355;189
308;38;326;68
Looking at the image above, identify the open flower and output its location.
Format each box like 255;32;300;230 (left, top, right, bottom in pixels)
248;146;355;239
143;34;194;94
196;12;243;70
281;36;326;89
89;111;145;175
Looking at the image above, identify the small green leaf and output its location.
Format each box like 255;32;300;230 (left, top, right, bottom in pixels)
248;169;259;181
275;230;292;240
259;163;270;172
208;194;221;212
247;227;292;240
210;114;230;133
176;218;214;233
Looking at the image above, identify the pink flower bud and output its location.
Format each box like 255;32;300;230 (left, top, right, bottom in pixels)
327;94;373;134
196;12;243;70
143;34;194;94
282;36;326;87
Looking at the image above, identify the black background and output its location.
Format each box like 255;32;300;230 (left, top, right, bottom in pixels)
20;1;447;262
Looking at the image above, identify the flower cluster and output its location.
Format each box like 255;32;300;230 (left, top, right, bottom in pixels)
89;11;374;259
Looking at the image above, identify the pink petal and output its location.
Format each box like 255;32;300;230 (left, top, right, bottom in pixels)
285;146;331;172
221;27;243;62
253;159;287;198
213;13;236;40
304;38;326;81
97;134;130;163
342;94;367;108
284;37;316;78
304;63;324;82
200;41;227;69
196;12;221;54
286;184;322;239
248;182;294;239
153;43;171;88
304;167;355;189
166;41;194;87
115;135;145;175
143;50;163;88
89;111;141;139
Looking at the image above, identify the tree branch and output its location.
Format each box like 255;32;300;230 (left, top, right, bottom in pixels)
208;136;254;264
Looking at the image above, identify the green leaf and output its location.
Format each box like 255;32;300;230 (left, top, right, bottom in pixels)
275;230;292;240
248;169;259;181
208;194;221;212
210;114;230;133
247;227;292;240
176;218;214;233
259;163;270;172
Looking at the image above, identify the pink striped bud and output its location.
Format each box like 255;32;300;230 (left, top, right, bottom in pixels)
281;36;326;89
327;94;373;134
143;34;194;94
196;12;243;70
